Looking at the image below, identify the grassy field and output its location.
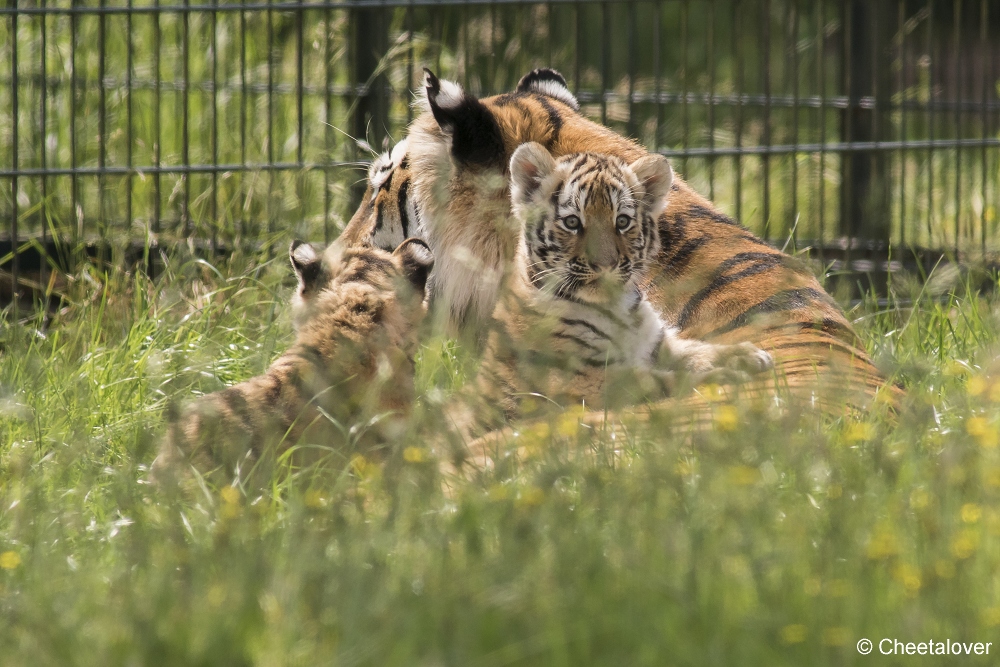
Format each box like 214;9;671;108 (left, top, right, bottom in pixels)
2;249;1000;666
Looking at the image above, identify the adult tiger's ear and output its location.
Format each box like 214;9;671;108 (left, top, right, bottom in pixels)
422;68;506;169
516;68;580;111
289;240;323;291
393;238;435;296
629;154;674;218
509;142;557;210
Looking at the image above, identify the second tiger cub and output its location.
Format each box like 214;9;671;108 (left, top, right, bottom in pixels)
476;143;773;417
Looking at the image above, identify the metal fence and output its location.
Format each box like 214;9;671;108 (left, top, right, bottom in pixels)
2;0;999;302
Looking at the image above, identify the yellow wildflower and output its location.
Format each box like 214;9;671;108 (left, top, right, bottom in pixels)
910;488;931;510
780;624;807;644
866;529;900;560
894;563;922;596
962;503;982;524
715;405;739;432
982;607;1000;627
0;551;21;570
967;376;988;396
351;455;378;479
517;487;545;508
728;465;759;486
827;579;850;598
697;383;727;402
967;416;999;448
844;422;875;443
935;559;956;579
950;529;979;560
403;447;428;463
304;490;327;509
822;627;851;646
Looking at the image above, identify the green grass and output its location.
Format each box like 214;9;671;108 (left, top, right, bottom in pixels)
3;252;1000;666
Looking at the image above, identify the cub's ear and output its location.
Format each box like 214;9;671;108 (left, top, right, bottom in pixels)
423;68;505;169
509;142;557;209
289;240;323;290
629;154;674;218
516;68;580;111
393;238;435;296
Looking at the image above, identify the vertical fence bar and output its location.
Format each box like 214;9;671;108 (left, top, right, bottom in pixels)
707;0;716;200
324;3;332;243
70;0;78;242
600;1;609;125
98;0;107;248
788;0;799;244
626;0;636;139
952;0;961;253
841;0;852;244
925;0;933;246
10;0;19;314
760;0;770;237
980;0;988;252
572;2;579;98
40;0;47;291
126;0;133;235
182;0;191;237
211;0;218;250
153;0;161;238
296;1;304;228
898;0;906;248
267;0;274;241
732;0;743;223
680;0;689;175
652;0;661;149
240;5;247;237
816;0;825;255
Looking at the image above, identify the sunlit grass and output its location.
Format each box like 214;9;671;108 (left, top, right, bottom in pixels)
3;253;1000;665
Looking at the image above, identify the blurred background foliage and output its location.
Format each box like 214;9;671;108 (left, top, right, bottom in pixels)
1;0;998;259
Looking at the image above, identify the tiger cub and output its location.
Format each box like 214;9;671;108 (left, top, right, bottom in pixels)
154;238;434;482
473;143;772;419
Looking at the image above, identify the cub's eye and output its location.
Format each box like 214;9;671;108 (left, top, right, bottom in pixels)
561;215;582;232
615;214;632;232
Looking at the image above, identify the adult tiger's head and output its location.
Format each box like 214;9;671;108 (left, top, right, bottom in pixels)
339;138;422;253
509;143;673;302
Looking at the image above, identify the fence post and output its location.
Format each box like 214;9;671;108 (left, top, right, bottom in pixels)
840;0;893;244
350;6;390;208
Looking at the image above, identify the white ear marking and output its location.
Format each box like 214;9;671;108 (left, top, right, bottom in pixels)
434;78;465;110
531;80;579;110
291;242;318;267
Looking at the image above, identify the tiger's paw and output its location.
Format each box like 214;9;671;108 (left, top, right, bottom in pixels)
716;342;774;375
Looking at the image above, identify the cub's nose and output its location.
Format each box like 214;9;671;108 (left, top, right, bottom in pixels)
585;234;620;271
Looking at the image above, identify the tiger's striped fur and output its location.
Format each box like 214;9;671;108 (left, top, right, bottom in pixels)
155;238;433;481
463;144;773;426
342;69;897;411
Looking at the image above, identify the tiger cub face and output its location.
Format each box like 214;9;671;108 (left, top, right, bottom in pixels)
509;143;673;304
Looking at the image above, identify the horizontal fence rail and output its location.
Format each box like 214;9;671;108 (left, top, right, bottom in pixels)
2;0;999;308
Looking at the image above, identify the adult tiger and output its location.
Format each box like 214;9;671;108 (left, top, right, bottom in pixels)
341;68;897;411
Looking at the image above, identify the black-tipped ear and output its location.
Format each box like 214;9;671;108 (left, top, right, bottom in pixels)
516;68;579;111
393;237;434;296
290;240;322;289
423;68;506;168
